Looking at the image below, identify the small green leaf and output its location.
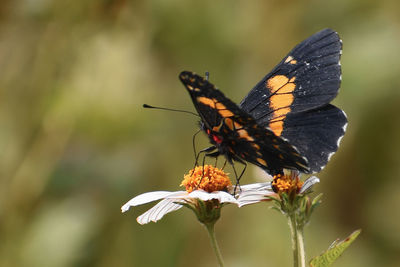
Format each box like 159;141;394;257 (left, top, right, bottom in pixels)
311;193;323;207
266;195;280;202
309;229;361;267
309;193;323;216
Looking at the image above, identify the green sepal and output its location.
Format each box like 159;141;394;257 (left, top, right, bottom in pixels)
310;193;323;213
177;201;196;213
178;199;222;225
309;229;361;267
266;195;280;203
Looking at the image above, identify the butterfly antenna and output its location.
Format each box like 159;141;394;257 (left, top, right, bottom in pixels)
205;71;210;81
143;104;199;117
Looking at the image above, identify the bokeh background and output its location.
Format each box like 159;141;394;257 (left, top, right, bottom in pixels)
1;0;400;266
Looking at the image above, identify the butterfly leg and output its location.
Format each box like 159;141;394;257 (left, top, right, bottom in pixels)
193;146;217;170
200;150;220;184
200;152;207;185
221;159;227;170
230;160;247;196
191;147;218;189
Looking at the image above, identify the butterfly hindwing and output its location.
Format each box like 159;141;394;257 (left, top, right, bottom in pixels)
281;104;347;172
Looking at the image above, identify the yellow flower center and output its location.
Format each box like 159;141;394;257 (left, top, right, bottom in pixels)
181;165;232;193
272;173;304;194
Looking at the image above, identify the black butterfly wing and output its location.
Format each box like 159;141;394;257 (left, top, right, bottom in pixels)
240;28;346;172
281;105;347;172
179;71;309;174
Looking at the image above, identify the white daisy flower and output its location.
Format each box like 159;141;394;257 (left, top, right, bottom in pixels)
121;165;277;224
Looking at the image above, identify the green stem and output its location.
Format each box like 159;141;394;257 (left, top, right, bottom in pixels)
205;222;225;267
297;227;305;267
288;212;306;267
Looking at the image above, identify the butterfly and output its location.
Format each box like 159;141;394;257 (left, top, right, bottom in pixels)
179;28;347;178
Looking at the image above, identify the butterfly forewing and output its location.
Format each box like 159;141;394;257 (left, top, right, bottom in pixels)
240;29;342;129
179;71;309;174
239;28;346;172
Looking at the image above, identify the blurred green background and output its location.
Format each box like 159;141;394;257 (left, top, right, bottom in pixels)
1;0;400;266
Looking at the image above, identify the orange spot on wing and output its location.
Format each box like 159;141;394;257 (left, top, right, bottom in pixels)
278;83;296;94
224;118;242;130
251;143;260;150
197;96;215;107
218;109;235;117
237;129;255;141
284;56;297;65
215;102;226;110
266;75;289;93
269;121;285;136
234;121;243;129
284;56;294;63
212;123;222;132
196;97;235;117
224;118;234;130
215;101;235;117
267;76;296;136
257;158;267;166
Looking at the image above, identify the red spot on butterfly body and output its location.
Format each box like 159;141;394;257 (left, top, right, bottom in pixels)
212;134;223;144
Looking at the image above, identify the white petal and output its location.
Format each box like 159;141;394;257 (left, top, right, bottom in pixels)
210;191;239;204
187;190;239;204
299;176;320;194
239;182;272;192
121;191;186;212
186;190;214;201
237;191;276;207
136;198;183;224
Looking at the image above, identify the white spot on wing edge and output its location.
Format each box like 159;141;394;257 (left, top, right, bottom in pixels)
336;135;345;149
327;112;347;163
327;151;336;163
336;121;348;149
280;135;289;142
341;109;348;133
314;108;347;172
